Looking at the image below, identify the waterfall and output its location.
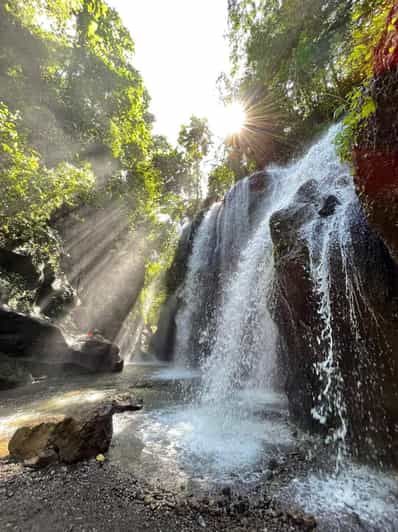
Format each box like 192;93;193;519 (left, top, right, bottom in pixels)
174;177;251;367
215;176;250;272
172;124;389;462
200;126;350;407
174;203;221;366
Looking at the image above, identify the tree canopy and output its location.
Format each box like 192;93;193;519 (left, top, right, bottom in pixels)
226;0;392;163
0;0;214;259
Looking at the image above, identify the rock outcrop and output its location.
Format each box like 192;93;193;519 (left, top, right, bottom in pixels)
8;394;143;466
354;5;398;263
149;216;204;361
0;306;123;385
0;246;77;319
270;178;398;466
0;249;39;289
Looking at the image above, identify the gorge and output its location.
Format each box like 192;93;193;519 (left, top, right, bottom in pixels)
1;1;398;531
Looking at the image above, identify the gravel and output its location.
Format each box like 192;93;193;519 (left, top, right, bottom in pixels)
0;458;316;532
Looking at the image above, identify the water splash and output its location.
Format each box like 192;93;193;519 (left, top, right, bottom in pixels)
308;211;350;470
284;465;398;531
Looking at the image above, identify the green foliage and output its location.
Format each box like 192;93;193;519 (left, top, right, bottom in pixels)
0;102;94;247
140;229;180;330
0;0;153;206
208;163;236;198
177;116;213;204
0;0;210;327
228;1;352;135
0;0;202;256
335;1;391;160
178;116;212;163
344;0;392;83
335;90;376;161
226;0;391;160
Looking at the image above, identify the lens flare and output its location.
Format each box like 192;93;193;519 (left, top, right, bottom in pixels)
223;102;246;135
211;102;246;138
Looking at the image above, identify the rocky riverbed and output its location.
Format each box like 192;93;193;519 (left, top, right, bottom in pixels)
0;364;397;532
0;456;316;532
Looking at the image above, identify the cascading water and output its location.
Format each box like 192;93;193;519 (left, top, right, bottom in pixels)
216;176;250;272
174;177;251;367
200;190;279;404
169;124;356;468
307;193;351;470
174;203;221;366
198;123;353;442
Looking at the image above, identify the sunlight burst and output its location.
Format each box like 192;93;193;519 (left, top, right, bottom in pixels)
211;102;246;138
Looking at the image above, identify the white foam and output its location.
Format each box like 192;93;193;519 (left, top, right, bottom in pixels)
112;393;293;485
287;464;398;529
151;367;201;381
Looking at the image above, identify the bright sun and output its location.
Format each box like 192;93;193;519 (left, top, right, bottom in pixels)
210;102;246;139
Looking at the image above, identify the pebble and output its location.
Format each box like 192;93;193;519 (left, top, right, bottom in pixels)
0;450;318;532
268;458;279;470
264;469;273;481
221;486;232;498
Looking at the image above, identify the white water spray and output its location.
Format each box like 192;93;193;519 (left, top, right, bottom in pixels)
174;203;220;366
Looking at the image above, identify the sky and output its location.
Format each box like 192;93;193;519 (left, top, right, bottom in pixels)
107;0;231;143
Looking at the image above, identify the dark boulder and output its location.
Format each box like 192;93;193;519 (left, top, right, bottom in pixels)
318;195;340;217
69;336;123;373
0;306;123;377
0;248;39;289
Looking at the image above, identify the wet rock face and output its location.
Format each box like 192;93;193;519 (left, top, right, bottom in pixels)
354;69;398;264
270;180;324;433
270;179;398;466
150;211;208;361
148;293;179;362
354;6;398;263
0;307;123;383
